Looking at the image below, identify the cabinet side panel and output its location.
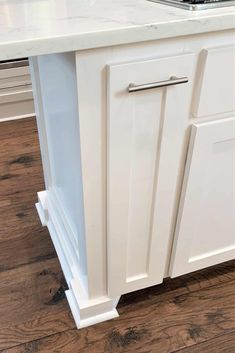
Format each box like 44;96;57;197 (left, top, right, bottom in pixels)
36;53;87;286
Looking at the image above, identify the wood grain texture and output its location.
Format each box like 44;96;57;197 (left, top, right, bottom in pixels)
175;332;235;353
0;118;75;350
0;117;235;353
0;258;75;350
1;279;235;353
0;117;55;271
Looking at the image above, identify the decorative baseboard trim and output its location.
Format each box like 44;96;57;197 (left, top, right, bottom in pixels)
36;190;119;329
66;288;119;329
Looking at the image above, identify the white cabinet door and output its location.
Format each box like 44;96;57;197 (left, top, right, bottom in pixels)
193;45;235;118
107;53;195;296
170;117;235;277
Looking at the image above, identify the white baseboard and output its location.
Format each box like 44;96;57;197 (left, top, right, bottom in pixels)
0;113;35;122
36;190;120;329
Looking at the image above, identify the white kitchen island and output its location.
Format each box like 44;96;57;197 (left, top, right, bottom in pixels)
0;0;235;329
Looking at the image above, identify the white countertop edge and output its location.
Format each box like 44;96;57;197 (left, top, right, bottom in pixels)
1;13;234;61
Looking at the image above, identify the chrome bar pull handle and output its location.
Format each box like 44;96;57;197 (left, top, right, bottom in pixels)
128;76;188;93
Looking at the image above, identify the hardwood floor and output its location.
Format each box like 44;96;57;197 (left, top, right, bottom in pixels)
0;117;235;353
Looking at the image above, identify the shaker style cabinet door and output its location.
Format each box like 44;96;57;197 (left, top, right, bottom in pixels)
107;53;195;296
193;45;235;118
170;117;235;277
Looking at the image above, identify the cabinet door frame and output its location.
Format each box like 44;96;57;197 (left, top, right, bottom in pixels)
170;117;235;278
107;53;195;296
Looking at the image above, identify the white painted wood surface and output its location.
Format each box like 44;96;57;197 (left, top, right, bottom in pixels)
36;191;120;329
0;65;34;121
31;53;89;289
107;54;195;296
28;30;235;328
170;117;235;277
30;54;120;328
193;45;235;118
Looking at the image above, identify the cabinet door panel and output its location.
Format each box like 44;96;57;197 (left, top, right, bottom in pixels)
193;45;235;118
107;54;195;296
170;117;235;277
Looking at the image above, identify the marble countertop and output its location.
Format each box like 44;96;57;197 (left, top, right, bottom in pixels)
0;0;234;61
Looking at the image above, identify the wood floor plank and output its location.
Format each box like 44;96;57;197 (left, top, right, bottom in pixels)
0;154;44;198
0;226;56;271
0;258;68;326
0;258;75;350
0;131;39;156
0;203;45;237
0;117;52;271
174;331;235;353
0;117;37;141
0;118;44;201
1;279;235;353
0;117;74;349
0;311;74;352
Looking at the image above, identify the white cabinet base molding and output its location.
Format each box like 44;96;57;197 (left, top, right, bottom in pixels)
28;29;235;328
36;191;120;329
